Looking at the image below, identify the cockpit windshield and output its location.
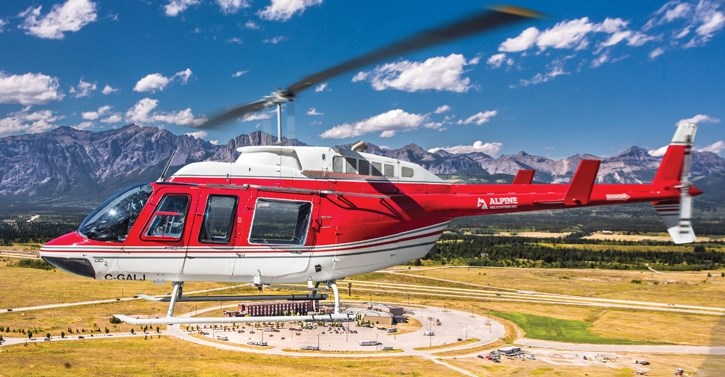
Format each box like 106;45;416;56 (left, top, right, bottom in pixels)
79;183;153;242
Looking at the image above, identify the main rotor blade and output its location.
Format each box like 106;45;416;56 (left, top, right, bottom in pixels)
285;6;540;95
203;98;270;128
200;6;539;129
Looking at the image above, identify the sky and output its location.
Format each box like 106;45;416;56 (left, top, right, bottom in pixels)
0;0;724;159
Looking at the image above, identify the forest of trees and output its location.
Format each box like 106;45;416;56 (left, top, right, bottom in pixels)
0;221;79;246
423;233;724;271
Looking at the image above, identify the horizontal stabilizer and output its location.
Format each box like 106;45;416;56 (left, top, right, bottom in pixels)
513;170;535;184
564;160;600;206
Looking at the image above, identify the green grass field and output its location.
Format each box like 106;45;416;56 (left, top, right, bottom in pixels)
490;311;656;344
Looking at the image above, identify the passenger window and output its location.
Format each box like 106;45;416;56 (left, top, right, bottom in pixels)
332;156;344;173
384;164;395;178
200;195;237;244
358;159;370;175
249;199;312;245
345;157;358;174
402;166;414;178
371;162;383;176
145;195;189;240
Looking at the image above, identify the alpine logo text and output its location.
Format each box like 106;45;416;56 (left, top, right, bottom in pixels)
478;196;518;210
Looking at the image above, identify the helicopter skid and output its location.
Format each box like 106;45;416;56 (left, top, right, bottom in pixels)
137;293;328;302
113;313;355;326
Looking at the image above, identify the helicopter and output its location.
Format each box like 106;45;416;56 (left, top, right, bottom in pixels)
39;7;702;325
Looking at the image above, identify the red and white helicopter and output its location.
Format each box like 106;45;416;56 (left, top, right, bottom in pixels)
40;7;702;325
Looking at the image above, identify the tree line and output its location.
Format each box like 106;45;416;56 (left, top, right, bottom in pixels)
422;234;723;271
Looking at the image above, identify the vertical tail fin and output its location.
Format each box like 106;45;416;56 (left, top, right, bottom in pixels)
653;122;697;244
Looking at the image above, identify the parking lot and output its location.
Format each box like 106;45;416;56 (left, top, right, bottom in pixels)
194;303;505;353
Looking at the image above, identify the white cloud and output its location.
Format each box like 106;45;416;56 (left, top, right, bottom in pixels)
72;121;94;130
0;72;64;105
175;68;192;84
353;54;473;93
125;98;206;126
499;26;540;52
695;6;725;41
185;130;208;139
434;105;451;114
154;108;204;126
315;82;328;92
133;68;192;92
429;141;503;157
102;84;118;95
263;35;286;44
134;73;170;93
259;0;322;21
457;110;497;126
646;1;724;48
649;47;665;59
232;70;248;78
216;0;250;14
320;109;425;139
591;52;610;68
101;114;122;124
164;0;200;17
0;19;6;32
678;114;720;125
126;98;158;123
226;37;243;44
517;59;568;87
241;112;273;122
487;53;513;68
537;18;595;50
81;105;112;120
307;107;323;116
0;107;62;137
70;79;96;98
651;140;725;157
648;145;669;157
697;140;725;156
20;0;97;39
667;3;692;22
244;20;259;30
423;122;444;130
210;139;219;145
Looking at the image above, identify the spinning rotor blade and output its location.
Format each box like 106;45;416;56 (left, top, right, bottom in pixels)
203;98;270;128
285;6;540;96
201;6;540;129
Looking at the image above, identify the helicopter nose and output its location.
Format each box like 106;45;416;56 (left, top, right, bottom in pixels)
42;257;96;279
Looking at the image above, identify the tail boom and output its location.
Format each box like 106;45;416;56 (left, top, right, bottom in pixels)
412;123;701;244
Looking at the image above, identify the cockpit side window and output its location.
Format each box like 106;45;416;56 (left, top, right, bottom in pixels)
79;184;152;242
145;194;190;240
